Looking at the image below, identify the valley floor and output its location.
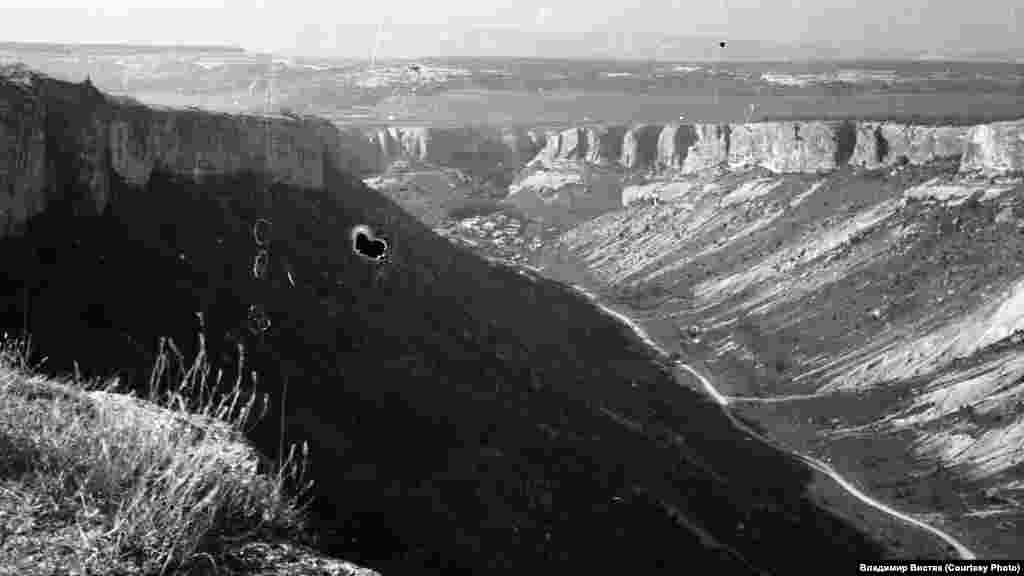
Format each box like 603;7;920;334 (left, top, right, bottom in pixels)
522;166;1024;560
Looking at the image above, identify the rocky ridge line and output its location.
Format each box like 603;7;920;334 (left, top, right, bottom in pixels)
2;63;1021;241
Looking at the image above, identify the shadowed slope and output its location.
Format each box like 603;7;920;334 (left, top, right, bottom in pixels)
0;162;902;573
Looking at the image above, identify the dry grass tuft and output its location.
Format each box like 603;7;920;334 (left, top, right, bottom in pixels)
0;333;313;575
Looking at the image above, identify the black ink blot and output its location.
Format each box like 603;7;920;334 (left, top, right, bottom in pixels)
350;225;389;262
719;41;726;48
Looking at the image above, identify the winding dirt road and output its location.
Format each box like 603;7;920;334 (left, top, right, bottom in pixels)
569;283;977;560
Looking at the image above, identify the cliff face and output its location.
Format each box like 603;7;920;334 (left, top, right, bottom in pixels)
584;124;627;166
620;124;663;171
656;123;700;172
0;71;47;237
364;125;546;173
728;122;850;173
108;103;325;191
1;67;333;241
961;120;1024;175
522;119;1022;177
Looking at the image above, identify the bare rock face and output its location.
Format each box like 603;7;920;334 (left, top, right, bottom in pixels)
681;124;731;173
620;124;663;171
849;122;888;170
960;119;1024;176
656;123;699;172
728;122;842;174
373;127;401;161
507;167;624;225
108;105;325;191
367;126;545;172
878;124;969;166
621;183;664;206
530;127;588;166
526;128;548;154
584;125;628;166
549;127;587;162
0;74;47;236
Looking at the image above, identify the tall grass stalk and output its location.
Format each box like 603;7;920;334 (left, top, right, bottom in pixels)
0;332;313;574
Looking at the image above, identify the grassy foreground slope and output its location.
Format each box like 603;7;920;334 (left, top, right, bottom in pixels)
0;337;377;576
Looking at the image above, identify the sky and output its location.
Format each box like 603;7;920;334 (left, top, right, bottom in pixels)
0;0;1020;59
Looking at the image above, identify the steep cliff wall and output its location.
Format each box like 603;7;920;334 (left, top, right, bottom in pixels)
680;124;731;173
1;68;332;240
0;70;47;237
521;118;1022;178
584;125;627;166
656;123;700;172
108;103;325;191
728;122;848;174
363;125;546;176
620;124;663;171
960;120;1024;175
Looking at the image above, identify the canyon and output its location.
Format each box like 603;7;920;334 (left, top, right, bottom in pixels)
5;63;979;574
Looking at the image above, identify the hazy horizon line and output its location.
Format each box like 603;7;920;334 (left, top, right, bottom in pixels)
2;39;1021;65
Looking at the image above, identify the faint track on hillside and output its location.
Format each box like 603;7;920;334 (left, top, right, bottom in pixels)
567;283;977;561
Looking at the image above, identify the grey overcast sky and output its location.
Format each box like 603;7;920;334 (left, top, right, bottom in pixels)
0;0;1020;58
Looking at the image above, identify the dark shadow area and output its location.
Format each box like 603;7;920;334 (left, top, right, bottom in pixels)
875;125;891;164
671;124;700;169
835;120;858;166
631;124;665;170
600;125;628;163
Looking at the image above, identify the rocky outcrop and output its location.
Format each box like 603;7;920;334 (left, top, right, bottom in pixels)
656;123;700;172
311;117;1018;184
960;119;1024;175
524;119;1021;177
2;68;329;240
880;124;969;166
363;125;546;176
584;125;627;166
681;124;731;173
507;167;624;225
0;70;48;236
728;122;845;174
620;124;663;171
531;127;589;166
108;103;325;190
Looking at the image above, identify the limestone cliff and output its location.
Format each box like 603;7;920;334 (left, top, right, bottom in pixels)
620;124;663;171
727;122;846;173
656;123;699;172
961;120;1024;175
531;127;588;165
522;119;1022;177
108;102;325;191
2;70;334;240
584;125;627;166
0;69;47;237
362;125;546;178
680;124;731;173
